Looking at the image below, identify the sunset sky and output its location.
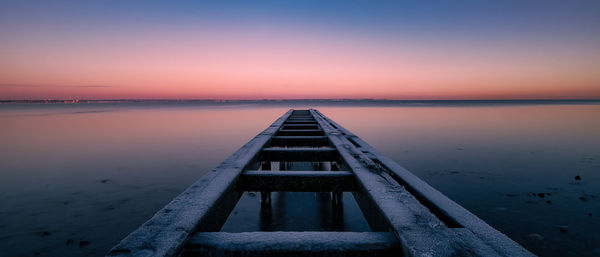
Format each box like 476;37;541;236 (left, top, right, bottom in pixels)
1;1;599;100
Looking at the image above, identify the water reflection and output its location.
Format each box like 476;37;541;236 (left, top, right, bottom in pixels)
0;105;288;257
0;103;599;257
317;105;600;257
221;191;368;232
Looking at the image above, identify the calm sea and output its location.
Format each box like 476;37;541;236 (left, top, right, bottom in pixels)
0;102;599;257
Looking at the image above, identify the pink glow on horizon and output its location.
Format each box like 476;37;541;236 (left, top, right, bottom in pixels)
1;25;599;100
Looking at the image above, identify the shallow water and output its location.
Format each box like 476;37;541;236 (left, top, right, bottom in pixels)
0;102;598;257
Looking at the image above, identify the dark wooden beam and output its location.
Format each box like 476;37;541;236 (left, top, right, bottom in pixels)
284;121;317;125
286;119;316;122
281;124;319;130
289;114;312;118
269;136;329;147
237;170;356;192
259;147;338;161
276;129;324;136
182;232;401;257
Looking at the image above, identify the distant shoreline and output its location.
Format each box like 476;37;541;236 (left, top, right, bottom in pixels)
1;99;599;106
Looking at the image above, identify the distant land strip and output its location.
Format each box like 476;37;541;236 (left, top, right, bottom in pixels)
1;99;599;106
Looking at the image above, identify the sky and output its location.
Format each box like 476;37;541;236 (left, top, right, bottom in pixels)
1;0;600;100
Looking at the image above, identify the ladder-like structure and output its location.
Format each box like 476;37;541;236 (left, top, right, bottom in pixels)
108;109;534;257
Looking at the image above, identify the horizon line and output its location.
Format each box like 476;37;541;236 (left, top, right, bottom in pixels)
2;98;600;103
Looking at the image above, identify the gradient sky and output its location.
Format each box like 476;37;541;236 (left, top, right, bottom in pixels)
1;0;600;100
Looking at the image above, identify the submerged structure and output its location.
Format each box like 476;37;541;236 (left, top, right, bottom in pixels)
108;109;534;257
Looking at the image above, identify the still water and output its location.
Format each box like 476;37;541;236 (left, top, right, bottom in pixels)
0;102;599;257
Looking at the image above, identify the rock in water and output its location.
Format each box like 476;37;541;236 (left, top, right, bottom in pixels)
79;240;90;248
558;225;568;233
527;233;544;241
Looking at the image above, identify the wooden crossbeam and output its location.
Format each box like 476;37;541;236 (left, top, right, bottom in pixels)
237;170;356;191
285;120;316;123
287;115;314;117
269;136;329;147
282;123;318;126
259;147;338;161
283;121;317;125
182;232;401;257
281;124;319;130
276;129;324;136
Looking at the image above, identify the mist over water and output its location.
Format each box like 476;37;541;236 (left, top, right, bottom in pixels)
1;102;599;257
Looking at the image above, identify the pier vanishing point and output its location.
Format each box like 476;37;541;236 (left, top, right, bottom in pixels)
108;109;534;257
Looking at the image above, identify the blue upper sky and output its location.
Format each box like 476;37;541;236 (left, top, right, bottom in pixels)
1;0;599;99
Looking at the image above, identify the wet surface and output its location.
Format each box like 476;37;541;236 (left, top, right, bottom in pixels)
222;192;371;232
1;103;599;257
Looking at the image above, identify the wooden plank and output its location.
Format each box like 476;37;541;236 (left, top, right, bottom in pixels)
237;170;357;191
276;129;324;136
310;109;533;257
291;110;310;113
281;124;319;130
286;118;315;121
182;232;401;257
106;110;293;257
283;120;317;124
282;123;318;126
312;110;534;257
269;136;329;147
259;147;338;161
